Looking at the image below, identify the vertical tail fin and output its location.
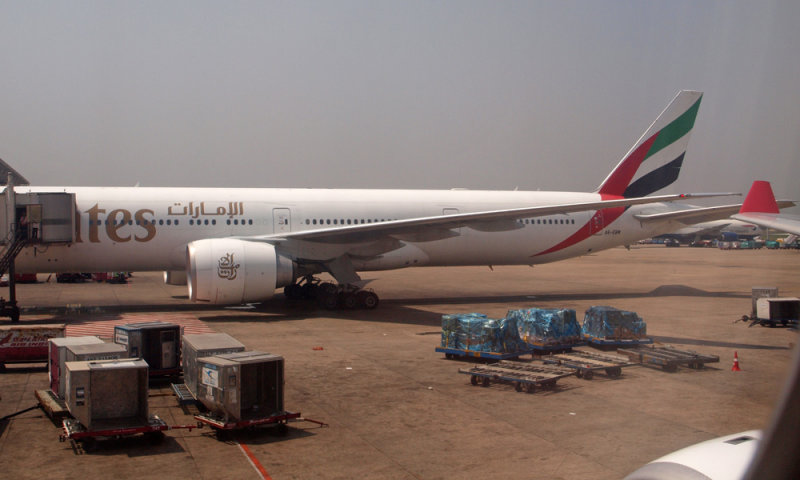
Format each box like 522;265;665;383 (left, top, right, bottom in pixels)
739;181;780;214
597;90;703;197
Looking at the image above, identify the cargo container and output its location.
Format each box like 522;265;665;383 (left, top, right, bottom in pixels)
1;324;65;370
65;343;128;363
49;336;105;397
182;333;246;397
64;358;149;431
113;322;181;375
196;351;284;423
756;297;800;326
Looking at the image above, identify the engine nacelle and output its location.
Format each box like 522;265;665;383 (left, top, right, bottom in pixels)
187;238;295;304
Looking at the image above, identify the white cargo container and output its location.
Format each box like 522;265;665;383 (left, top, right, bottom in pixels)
196;351;284;423
64;359;149;431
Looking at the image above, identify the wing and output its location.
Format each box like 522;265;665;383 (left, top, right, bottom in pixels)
633;200;796;226
732;213;800;236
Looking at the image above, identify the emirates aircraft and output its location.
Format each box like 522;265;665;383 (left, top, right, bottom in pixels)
7;90;747;309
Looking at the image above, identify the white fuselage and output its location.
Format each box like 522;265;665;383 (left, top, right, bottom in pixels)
14;186;678;274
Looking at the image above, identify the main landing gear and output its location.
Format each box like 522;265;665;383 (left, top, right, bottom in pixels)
283;275;379;310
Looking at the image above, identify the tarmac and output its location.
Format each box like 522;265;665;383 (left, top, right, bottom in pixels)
0;245;798;480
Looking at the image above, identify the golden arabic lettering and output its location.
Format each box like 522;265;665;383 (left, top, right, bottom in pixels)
217;253;240;281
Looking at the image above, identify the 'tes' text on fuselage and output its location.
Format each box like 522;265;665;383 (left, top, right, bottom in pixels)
83;204;157;243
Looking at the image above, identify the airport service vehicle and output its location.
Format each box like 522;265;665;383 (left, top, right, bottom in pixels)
3;91;766;311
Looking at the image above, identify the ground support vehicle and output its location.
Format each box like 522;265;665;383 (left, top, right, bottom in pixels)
459;360;575;393
435;346;533;361
541;349;637;380
59;415;199;451
0;324;65;370
616;345;719;372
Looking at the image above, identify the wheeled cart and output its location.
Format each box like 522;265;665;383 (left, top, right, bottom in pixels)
436;346;533;361
195;411;303;438
541;349;637;380
459;360;575;393
59;415;199;451
616;345;719;372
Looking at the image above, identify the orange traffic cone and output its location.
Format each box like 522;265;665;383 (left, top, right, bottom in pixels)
731;351;741;371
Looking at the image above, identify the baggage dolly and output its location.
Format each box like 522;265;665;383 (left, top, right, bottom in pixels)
541;349;637;380
195;411;305;439
435;346;533;361
459;360;575;393
59;415;200;451
616;345;720;372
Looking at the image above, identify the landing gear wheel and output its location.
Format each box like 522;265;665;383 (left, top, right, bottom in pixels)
358;291;379;309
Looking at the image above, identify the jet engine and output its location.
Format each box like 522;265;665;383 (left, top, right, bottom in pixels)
187;238;295;304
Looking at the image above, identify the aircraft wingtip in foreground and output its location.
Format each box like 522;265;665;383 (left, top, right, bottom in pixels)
0;89;783;317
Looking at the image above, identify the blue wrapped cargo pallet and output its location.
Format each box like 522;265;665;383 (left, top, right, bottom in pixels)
581;306;652;346
507;308;584;351
437;313;532;359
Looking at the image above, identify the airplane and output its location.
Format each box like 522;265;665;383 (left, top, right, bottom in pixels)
732;180;800;236
2;90;764;312
656;218;763;245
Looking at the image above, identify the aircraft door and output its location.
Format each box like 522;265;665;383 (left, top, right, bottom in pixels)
273;208;291;234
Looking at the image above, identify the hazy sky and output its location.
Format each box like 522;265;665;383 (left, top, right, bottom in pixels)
0;1;798;205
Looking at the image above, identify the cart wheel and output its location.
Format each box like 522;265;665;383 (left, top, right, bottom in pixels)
606;367;622;378
470;375;478;386
583;370;594;380
663;364;678;373
515;382;523;392
526;384;536;394
481;377;490;388
575;370;583;379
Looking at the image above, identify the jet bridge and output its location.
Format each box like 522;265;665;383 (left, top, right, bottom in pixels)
0;183;77;322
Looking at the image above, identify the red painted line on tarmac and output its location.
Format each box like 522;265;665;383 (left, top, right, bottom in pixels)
239;442;272;480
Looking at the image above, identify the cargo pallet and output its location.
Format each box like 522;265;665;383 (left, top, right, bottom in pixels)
541;349;637;380
582;335;653;348
435;346;533;361
616;345;720;372
59;415;200;450
459;360;575;393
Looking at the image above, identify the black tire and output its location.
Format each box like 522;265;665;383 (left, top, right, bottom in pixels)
583;370;594;380
526;384;536;394
606;367;622;378
515;382;523;392
470;375;478;386
358;291;379;309
481;377;490;388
